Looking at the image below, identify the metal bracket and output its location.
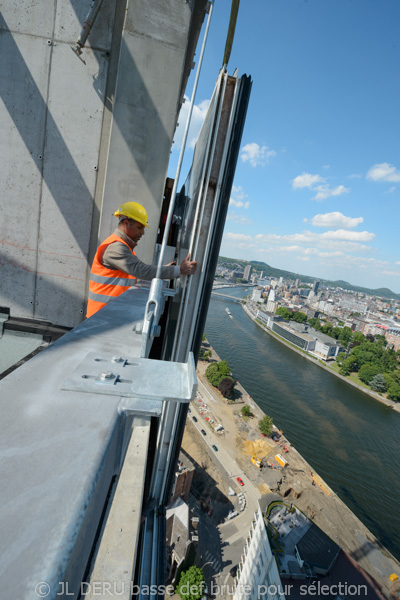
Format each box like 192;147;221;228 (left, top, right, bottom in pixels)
138;278;177;358
61;352;197;404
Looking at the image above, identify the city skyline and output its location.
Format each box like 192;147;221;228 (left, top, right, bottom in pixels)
169;0;400;293
217;254;400;298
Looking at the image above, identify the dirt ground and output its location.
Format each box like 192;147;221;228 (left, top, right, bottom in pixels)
182;343;400;599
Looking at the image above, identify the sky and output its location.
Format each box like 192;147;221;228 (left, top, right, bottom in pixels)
168;0;400;294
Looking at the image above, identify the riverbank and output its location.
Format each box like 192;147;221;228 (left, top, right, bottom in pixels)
195;343;400;598
242;302;400;413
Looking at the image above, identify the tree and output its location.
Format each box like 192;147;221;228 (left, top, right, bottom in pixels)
218;377;235;399
307;317;320;329
381;347;398;372
205;361;234;390
339;355;358;376
292;311;307;323
387;383;400;402
241;404;251;417
276;307;292;320
320;322;333;336
177;566;205;600
218;360;231;377
358;363;381;385
375;334;387;347
338;326;353;345
353;331;365;344
369;373;387;392
336;352;346;364
205;363;222;386
202;333;206;341
205;363;218;377
258;414;273;436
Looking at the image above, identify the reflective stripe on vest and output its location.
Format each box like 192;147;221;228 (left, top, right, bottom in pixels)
88;290;116;304
89;272;135;287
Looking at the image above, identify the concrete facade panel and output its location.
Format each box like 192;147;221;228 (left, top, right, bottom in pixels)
125;0;192;46
33;263;87;325
0;254;37;319
54;0;116;49
0;31;51;317
39;43;107;253
98;0;193;264
34;43;109;325
0;0;55;38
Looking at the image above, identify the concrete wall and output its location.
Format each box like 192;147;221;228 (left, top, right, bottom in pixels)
0;0;207;327
0;1;117;326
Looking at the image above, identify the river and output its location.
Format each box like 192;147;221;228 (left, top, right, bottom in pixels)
205;287;400;561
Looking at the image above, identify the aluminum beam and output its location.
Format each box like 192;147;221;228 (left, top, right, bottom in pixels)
0;287;176;600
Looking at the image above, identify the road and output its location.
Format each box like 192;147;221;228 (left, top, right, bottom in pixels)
189;393;261;598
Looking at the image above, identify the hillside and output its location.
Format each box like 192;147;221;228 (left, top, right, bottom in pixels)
218;256;400;302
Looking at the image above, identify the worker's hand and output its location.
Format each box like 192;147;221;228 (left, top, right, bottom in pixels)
180;253;197;276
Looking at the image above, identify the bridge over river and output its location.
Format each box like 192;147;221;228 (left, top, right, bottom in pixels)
210;291;242;303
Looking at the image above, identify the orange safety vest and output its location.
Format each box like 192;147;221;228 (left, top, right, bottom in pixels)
86;233;136;318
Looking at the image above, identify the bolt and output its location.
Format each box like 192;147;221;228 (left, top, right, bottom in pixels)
100;371;113;380
47;40;52;46
135;322;143;334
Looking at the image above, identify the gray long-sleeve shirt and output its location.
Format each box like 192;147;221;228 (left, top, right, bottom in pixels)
102;229;180;280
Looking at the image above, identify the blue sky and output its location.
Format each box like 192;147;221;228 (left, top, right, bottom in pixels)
169;0;400;293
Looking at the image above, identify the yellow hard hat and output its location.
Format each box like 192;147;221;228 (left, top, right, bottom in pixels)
114;202;149;227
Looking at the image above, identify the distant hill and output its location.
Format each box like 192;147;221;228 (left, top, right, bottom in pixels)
218;256;400;302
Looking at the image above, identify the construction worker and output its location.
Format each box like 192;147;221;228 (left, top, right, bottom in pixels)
86;202;197;317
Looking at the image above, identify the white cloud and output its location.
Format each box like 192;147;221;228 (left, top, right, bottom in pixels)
224;233;253;242
292;173;324;189
292;173;349;201
224;228;375;248
228;184;250;215
396;261;400;265
226;213;252;224
383;271;400;277
231;185;247;200
312;184;350;201
240;143;277;167
229;198;250;209
386;186;396;194
366;162;400;183
172;96;210;149
311;211;363;229
320;229;375;242
319;251;345;258
348;173;362;179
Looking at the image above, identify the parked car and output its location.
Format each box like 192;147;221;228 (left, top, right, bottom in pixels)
201;429;207;436
193;416;198;422
236;477;244;486
212;444;218;451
